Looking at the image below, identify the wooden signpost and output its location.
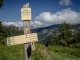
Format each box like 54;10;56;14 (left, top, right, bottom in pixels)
7;33;38;46
22;4;32;60
7;3;38;60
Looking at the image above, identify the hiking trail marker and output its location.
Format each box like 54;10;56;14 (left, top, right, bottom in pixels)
7;3;38;60
7;33;38;46
21;8;31;20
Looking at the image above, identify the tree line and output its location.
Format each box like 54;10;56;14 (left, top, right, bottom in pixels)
0;21;24;45
50;22;80;48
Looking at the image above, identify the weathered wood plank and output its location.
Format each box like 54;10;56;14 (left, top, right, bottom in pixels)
23;21;31;60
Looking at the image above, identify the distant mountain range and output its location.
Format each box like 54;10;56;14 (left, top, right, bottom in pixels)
31;24;60;44
31;24;80;44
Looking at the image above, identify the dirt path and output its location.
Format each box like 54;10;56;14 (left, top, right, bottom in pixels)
43;48;52;60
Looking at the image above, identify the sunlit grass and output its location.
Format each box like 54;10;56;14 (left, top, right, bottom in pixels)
0;44;24;60
0;43;80;60
32;43;47;60
47;46;80;60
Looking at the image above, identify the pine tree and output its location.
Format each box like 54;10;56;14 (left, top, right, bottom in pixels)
50;22;74;46
59;22;73;45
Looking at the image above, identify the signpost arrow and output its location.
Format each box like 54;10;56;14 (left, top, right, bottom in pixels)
7;33;38;46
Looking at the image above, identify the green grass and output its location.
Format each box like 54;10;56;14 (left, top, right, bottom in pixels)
31;43;47;60
0;43;80;60
47;46;80;60
0;44;24;60
0;43;47;60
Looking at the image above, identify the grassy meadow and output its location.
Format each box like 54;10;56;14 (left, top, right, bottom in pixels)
0;43;80;60
0;44;24;60
47;46;80;60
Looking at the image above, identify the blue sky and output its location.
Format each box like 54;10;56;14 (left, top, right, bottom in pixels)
0;0;80;27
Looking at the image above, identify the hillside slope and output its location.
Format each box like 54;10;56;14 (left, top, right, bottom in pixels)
31;24;80;44
31;24;60;44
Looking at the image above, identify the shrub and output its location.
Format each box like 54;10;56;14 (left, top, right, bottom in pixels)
70;44;80;48
58;39;67;46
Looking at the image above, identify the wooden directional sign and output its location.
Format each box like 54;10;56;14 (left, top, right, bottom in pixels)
21;8;31;20
7;33;38;46
26;33;38;42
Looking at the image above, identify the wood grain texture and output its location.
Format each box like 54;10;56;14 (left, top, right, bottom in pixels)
23;21;31;60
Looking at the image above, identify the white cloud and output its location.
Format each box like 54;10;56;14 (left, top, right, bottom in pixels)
2;21;37;28
33;8;80;27
2;8;80;28
30;21;42;28
2;21;23;27
59;0;71;6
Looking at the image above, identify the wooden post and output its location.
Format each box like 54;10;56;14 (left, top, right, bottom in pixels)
23;20;31;60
